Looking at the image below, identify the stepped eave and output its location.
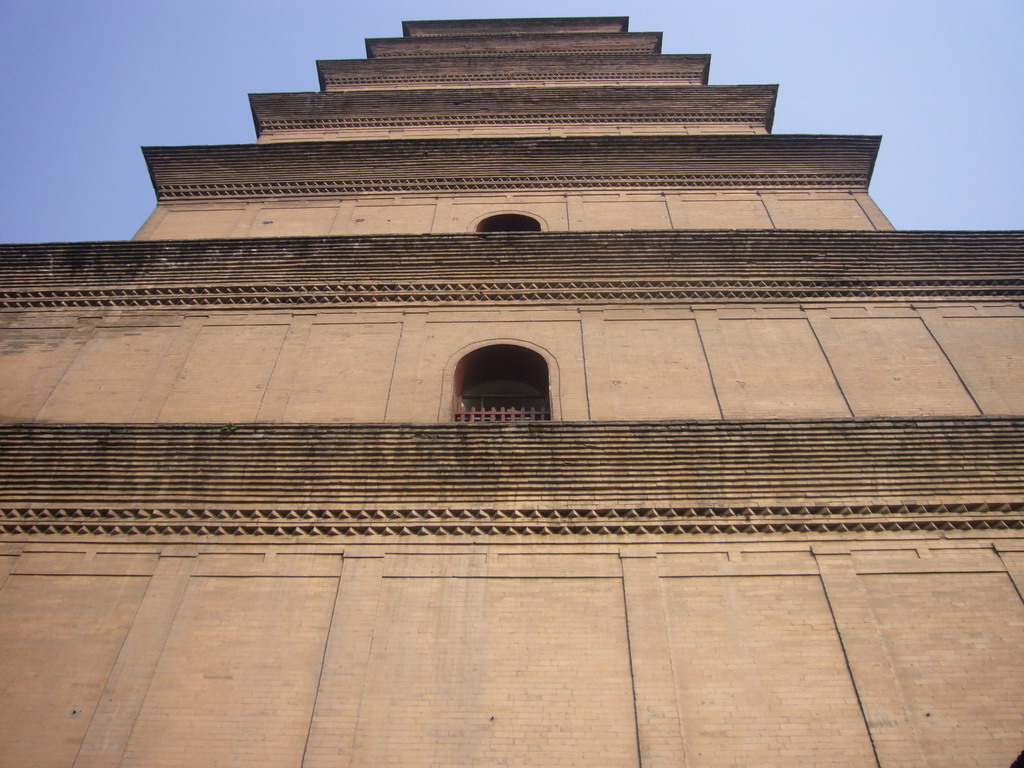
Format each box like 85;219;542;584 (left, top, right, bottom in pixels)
2;230;1021;310
1;419;1022;523
365;32;664;59
247;85;780;136
140;134;882;201
316;53;712;90
7;228;1024;256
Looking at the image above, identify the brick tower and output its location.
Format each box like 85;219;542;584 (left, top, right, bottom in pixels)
0;17;1022;768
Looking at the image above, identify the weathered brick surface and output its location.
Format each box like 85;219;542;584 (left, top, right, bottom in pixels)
1;419;1022;516
0;540;1018;766
12;229;1018;292
1;306;1021;426
73;555;195;768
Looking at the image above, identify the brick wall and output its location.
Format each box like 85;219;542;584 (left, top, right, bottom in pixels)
1;539;1021;767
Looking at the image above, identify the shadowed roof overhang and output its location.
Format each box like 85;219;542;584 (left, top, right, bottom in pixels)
142;134;881;201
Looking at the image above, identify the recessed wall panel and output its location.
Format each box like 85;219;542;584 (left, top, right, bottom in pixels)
603;318;719;418
764;196;875;229
0;575;149;768
351;577;638;767
863;572;1024;768
818;317;978;416
667;197;772;228
662;575;875;767
158;324;287;422
580;200;671;230
348;203;437;234
285;322;401;421
120;576;336;768
706;318;848;418
147;208;243;239
933;316;1024;415
39;326;176;422
249;206;338;237
0;328;67;422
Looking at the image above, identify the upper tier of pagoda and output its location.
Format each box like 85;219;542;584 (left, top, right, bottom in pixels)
250;85;777;142
368;16;660;58
260;18;762;141
134;16;893;238
365;32;662;59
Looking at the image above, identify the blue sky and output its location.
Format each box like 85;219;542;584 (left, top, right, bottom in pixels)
1;0;1021;243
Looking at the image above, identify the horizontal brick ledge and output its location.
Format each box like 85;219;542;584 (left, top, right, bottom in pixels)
1;419;1021;513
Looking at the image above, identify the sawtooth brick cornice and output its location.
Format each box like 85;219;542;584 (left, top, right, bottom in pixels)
0;419;1021;537
0;230;1021;309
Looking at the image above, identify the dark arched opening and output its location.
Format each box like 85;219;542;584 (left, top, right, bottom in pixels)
475;213;542;233
453;344;551;422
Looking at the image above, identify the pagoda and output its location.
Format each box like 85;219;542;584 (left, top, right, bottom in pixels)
0;17;1022;768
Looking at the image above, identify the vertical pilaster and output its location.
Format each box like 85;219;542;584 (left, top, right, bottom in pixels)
579;308;610;420
566;194;586;230
805;308;855;416
73;551;196;768
691;308;726;419
384;311;428;421
24;316;100;420
620;555;689;768
916;306;985;414
758;192;781;228
430;198;454;233
257;314;315;421
132;315;205;422
228;203;265;237
996;545;1024;604
0;545;20;591
327;200;358;235
131;206;170;240
663;193;681;229
815;550;926;768
302;553;385;768
852;192;895;230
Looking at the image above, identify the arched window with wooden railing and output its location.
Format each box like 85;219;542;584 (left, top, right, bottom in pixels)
452;344;551;422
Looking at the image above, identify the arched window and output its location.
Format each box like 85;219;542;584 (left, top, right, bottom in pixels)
453;344;551;422
475;213;542;232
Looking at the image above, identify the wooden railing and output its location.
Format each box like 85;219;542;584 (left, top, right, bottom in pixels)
453;406;551;423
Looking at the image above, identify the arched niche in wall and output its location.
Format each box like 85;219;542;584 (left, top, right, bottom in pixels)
450;343;553;422
474;213;543;232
